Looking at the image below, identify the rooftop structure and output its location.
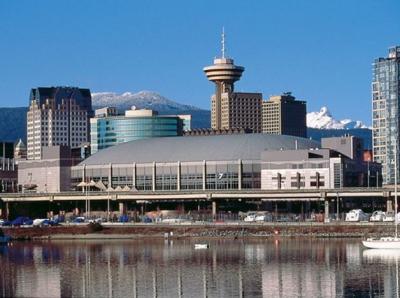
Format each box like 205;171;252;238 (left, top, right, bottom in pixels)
82;133;319;165
14;139;27;160
90;107;191;154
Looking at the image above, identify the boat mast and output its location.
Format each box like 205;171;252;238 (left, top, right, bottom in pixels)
394;136;398;238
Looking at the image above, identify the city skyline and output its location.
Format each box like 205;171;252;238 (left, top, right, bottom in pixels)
0;0;399;125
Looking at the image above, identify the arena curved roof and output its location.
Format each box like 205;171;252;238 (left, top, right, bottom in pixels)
81;134;320;165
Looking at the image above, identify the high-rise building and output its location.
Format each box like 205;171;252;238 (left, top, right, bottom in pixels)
27;86;93;160
90;107;191;154
262;93;307;138
203;30;262;132
372;46;400;184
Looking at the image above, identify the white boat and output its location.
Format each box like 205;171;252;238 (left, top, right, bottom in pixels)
362;237;400;249
194;244;209;249
363;144;400;249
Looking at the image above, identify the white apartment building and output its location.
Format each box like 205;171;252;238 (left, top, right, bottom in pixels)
27;87;93;160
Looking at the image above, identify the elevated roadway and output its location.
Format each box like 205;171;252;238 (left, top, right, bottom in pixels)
0;187;394;203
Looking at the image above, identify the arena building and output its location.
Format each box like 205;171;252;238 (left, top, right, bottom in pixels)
71;134;320;192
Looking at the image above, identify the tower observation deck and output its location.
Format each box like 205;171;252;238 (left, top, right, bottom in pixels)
203;29;244;95
203;30;245;129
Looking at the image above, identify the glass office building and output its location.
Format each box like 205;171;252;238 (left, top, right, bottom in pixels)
372;46;400;184
90;108;191;154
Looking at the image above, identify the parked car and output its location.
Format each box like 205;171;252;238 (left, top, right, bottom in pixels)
0;220;11;226
382;212;400;222
119;215;129;223
244;212;257;222
345;209;369;222
88;218;103;224
255;212;272;222
72;217;85;223
161;218;186;224
370;211;386;222
11;216;33;226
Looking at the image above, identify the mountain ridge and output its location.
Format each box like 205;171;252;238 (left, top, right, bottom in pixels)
307;106;368;129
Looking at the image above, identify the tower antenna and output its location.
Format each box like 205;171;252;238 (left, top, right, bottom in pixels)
221;27;226;58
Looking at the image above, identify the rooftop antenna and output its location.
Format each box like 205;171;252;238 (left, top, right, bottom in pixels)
221;27;226;58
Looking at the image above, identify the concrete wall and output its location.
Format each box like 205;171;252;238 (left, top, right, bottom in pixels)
261;168;331;190
18;159;72;193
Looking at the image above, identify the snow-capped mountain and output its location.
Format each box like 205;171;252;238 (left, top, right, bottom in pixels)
92;92;368;131
307;106;368;129
92;91;201;113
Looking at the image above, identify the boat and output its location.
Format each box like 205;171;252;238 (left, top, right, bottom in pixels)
362;237;400;249
194;244;209;249
363;144;400;249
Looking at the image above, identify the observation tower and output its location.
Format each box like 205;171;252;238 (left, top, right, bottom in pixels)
203;29;245;129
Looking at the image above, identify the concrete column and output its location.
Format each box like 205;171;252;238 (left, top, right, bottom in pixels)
82;164;86;183
212;201;217;221
177;161;181;191
5;202;9;220
119;202;127;215
324;198;330;223
387;199;394;213
152;162;156;191
202;160;206;190
108;163;113;188
238;159;242;190
2;143;4;170
132;163;136;189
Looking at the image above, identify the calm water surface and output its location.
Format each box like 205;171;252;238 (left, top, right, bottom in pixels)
0;238;399;297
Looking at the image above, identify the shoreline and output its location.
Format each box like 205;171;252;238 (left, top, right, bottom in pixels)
2;222;397;241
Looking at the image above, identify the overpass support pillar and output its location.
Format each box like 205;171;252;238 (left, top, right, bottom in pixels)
384;191;393;212
321;192;330;223
212;201;217;221
119;202;127;215
4;202;9;220
387;200;394;213
324;199;330;223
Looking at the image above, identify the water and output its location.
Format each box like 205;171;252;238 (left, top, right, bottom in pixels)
0;238;399;297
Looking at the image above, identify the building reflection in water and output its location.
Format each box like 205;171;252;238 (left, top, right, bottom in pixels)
0;239;400;297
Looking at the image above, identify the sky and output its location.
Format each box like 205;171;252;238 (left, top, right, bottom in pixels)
0;0;399;125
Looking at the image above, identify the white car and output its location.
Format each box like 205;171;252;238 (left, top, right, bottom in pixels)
0;219;4;226
255;212;272;222
33;218;48;226
345;209;369;222
244;213;257;222
383;212;400;222
370;211;386;222
162;218;185;224
255;214;267;222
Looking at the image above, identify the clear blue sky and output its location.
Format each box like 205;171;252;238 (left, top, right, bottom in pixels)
0;0;399;125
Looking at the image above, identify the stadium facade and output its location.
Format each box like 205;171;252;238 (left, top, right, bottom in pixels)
70;134;379;193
